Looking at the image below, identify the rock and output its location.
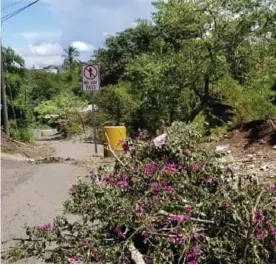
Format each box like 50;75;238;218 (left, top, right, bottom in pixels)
247;154;253;158
218;154;234;163
260;165;269;171
273;145;276;149
259;139;267;144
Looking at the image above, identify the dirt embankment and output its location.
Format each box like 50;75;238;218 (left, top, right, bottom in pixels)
206;119;276;183
216;119;276;154
1;133;53;159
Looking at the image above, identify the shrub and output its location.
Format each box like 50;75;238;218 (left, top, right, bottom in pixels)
10;123;33;142
3;122;275;264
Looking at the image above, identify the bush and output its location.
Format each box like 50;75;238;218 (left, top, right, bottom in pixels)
3;122;275;264
10;122;33;142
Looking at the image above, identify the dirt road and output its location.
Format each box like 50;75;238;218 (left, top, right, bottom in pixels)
1;140;104;261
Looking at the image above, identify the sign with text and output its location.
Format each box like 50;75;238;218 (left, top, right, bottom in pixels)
82;64;100;91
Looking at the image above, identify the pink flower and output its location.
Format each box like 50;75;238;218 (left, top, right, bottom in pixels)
145;258;153;264
115;227;123;238
152;182;160;192
102;175;111;182
207;178;213;183
117;179;129;189
68;186;74;193
141;231;150;238
119;139;129;153
181;168;186;174
39;222;52;231
172;227;179;234
69;255;82;264
82;238;89;246
192;232;201;239
185;205;192;213
189;162;202;171
254;210;263;223
162;179;168;187
271;227;276;235
145;162;156;175
183;148;190;156
89;169;95;176
153;196;159;204
168;215;185;222
141;228;153;239
257;229;266;239
226;200;231;208
186;246;200;264
166;163;176;173
170;234;185;244
268;183;276;192
136;203;144;214
166;185;175;192
194;245;201;255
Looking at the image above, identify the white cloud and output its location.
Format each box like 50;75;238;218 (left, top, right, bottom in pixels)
16;42;63;67
71;41;94;52
18;31;62;41
25;42;63;56
11;0;154;68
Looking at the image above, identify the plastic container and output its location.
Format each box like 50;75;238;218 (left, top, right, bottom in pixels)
215;144;229;152
104;126;126;151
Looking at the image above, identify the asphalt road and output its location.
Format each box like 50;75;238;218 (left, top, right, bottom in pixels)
1;140;103;262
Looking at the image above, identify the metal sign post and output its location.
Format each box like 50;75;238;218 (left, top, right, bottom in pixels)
91;92;98;154
82;63;100;154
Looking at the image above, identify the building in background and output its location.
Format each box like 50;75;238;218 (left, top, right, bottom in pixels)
43;65;59;74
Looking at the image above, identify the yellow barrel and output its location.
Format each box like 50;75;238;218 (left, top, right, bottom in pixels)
104;126;126;151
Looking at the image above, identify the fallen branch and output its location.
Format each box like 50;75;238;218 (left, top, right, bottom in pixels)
129;242;145;264
157;210;237;227
269;119;276;132
9;138;29;147
242;190;264;261
121;225;144;263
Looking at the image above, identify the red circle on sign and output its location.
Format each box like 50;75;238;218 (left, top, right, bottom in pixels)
84;65;98;80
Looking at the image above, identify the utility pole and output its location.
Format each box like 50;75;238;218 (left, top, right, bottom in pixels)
1;45;9;137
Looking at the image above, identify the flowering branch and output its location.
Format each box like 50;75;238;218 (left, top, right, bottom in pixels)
104;132;125;167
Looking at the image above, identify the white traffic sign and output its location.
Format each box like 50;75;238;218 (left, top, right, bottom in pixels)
82;64;100;91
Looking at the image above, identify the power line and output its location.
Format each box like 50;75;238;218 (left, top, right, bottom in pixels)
2;0;24;11
1;0;40;24
2;0;40;22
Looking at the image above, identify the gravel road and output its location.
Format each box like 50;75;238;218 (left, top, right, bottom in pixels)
1;140;103;262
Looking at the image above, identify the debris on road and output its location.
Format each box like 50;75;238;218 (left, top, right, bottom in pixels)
215;144;229;152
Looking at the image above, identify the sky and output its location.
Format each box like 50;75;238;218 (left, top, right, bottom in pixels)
1;0;154;68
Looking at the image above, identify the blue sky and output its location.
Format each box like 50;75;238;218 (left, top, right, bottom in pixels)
1;0;154;68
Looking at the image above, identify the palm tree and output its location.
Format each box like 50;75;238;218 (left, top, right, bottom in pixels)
62;45;79;67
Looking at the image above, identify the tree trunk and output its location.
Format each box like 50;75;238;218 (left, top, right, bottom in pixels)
188;74;210;122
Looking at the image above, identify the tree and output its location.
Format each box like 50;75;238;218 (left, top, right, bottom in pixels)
94;82;139;127
125;0;276;129
62;45;80;68
92;20;157;86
